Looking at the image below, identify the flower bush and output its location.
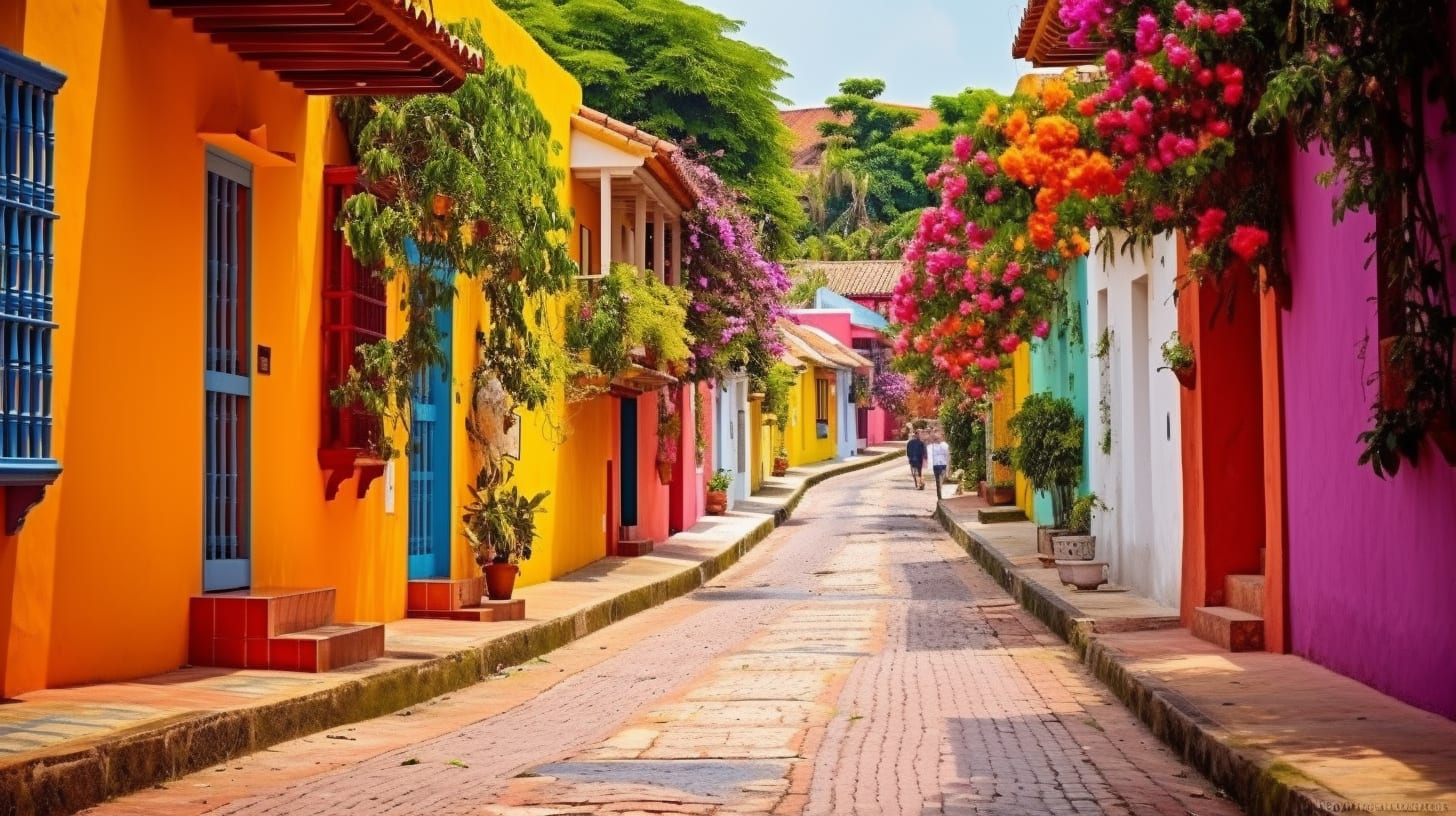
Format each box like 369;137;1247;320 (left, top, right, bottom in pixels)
675;154;792;383
1065;0;1282;280
656;388;681;465
871;370;912;419
891;80;1118;399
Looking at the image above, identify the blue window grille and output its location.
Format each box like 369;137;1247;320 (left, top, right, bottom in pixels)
0;48;66;534
203;152;251;591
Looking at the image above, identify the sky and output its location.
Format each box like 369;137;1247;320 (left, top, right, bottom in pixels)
687;0;1037;109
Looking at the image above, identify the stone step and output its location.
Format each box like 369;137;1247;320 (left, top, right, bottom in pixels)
977;506;1028;524
1192;606;1265;652
616;538;654;557
272;623;385;672
1225;574;1266;618
407;577;485;612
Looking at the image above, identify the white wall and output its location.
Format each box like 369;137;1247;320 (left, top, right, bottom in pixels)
715;374;752;505
1085;230;1183;607
836;370;857;460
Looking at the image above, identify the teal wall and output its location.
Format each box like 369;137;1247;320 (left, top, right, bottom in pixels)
1028;258;1091;525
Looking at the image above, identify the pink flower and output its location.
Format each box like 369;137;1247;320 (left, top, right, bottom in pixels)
1229;224;1270;260
1153;203;1176;221
999;334;1022;353
1010;286;1026;303
1173;1;1195;25
984;187;1003;204
953;134;974;163
1033;321;1051;339
1135;13;1162;54
1195;207;1227;246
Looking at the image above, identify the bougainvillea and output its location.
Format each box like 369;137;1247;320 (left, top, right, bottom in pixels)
1066;0;1282;279
871;370;913;419
890;80;1119;399
675;154;792;382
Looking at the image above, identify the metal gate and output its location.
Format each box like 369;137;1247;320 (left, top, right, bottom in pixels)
202;152;251;592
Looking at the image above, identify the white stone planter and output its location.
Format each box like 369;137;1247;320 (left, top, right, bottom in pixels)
1052;534;1095;561
1055;559;1108;590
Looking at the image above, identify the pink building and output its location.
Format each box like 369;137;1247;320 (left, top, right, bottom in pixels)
793;289;896;448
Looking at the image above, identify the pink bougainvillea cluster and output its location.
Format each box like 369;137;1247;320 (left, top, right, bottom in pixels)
674;154;791;382
890;82;1117;399
1063;0;1274;271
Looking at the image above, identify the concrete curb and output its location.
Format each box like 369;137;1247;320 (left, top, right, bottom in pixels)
5;450;903;816
934;505;1342;816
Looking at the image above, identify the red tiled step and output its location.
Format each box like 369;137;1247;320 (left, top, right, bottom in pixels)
1225;574;1265;618
272;623;385;672
406;577;484;612
1192;606;1265;652
617;538;654;557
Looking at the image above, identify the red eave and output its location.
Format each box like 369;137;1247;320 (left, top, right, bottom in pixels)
150;0;484;95
1011;0;1105;69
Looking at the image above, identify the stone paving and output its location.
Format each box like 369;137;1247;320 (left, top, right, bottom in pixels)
81;461;1242;816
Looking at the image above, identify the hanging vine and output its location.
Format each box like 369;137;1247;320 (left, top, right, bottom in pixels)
331;19;576;462
1253;1;1456;477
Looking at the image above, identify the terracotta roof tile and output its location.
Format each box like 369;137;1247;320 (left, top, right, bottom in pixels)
793;260;904;298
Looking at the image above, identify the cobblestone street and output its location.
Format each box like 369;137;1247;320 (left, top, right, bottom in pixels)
84;462;1244;816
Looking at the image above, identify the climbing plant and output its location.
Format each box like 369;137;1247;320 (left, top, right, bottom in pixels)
332;20;576;460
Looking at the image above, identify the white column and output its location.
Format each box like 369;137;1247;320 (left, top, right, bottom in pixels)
598;169;611;276
634;193;648;271
672;215;683;286
654;209;667;283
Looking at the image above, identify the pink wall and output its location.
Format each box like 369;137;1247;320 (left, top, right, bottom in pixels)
669;383;707;533
635;391;671;543
1282;146;1456;719
794;311;897;446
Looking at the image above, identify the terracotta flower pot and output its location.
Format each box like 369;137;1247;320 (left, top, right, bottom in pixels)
1173;362;1196;389
988;485;1015;506
705;490;728;515
484;562;519;600
657;460;674;485
772;457;789;477
1052;535;1096;561
431;192;453;217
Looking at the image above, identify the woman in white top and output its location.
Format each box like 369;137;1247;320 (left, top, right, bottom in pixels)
927;431;951;500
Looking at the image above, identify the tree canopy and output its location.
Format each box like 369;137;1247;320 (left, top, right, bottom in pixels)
497;0;803;255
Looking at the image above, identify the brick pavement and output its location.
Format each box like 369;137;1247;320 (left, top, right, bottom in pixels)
82;463;1242;816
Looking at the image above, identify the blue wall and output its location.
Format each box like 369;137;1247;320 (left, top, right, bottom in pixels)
1028;258;1091;525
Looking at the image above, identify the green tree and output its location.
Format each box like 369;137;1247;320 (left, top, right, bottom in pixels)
497;0;803;254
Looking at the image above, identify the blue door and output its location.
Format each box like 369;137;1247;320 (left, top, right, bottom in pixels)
202;151;251;592
408;302;452;579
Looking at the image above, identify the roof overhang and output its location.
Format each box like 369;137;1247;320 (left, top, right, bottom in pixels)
1011;0;1105;68
571;108;697;210
150;0;484;95
609;363;678;395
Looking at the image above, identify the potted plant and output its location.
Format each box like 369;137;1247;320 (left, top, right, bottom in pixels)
705;468;732;515
851;375;872;409
772;448;789;477
1052;493;1106;561
986;447;1016;505
462;460;549;601
1008;394;1084;555
1159;331;1196;389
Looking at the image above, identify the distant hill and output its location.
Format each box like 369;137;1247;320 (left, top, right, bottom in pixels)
779;105;940;171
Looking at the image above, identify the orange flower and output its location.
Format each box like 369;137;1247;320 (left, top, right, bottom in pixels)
1039;80;1073;113
1045;267;1061;282
979;104;1000;128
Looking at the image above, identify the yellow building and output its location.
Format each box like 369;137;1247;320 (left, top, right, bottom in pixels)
776;320;872;467
0;0;612;695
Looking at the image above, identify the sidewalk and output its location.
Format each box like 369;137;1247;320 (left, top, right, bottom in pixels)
936;494;1456;816
0;446;903;816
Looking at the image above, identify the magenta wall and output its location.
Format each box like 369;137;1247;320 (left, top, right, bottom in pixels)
1282;146;1456;719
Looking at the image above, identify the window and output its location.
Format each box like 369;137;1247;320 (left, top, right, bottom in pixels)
0;47;65;534
319;167;387;499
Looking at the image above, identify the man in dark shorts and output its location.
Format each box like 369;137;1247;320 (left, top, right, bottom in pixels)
906;428;926;490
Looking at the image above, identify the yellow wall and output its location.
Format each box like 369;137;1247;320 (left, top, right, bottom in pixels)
748;398;764;491
789;368;838;466
0;0;592;696
430;0;593;589
1012;344;1034;515
989;344;1035;516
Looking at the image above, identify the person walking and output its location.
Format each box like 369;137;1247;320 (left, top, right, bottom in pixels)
905;429;926;490
928;430;951;500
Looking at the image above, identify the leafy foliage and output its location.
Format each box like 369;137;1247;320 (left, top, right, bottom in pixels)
463;459;548;565
760;361;799;431
940;399;986;486
496;0;803;253
332;20;575;460
1008;393;1085;527
564;263;692;390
